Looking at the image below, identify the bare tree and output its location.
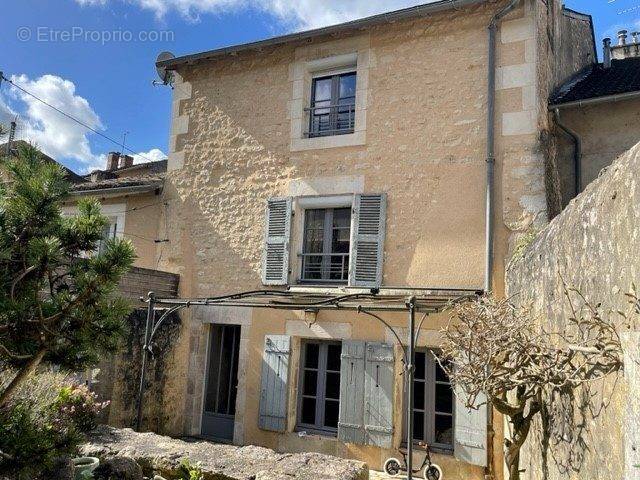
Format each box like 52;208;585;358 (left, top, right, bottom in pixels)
438;283;638;480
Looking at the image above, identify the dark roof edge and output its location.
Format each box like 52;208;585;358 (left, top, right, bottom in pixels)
549;90;640;110
158;0;487;70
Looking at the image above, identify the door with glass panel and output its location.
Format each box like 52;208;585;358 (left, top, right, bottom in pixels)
201;324;241;441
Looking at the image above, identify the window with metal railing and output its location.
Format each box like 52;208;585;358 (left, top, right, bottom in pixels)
306;72;356;138
300;207;351;283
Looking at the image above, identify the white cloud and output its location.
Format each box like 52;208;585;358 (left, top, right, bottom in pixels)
0;74;165;174
0;74;102;166
74;0;434;29
132;147;166;164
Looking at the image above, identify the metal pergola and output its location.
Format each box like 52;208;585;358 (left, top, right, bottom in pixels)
136;287;481;479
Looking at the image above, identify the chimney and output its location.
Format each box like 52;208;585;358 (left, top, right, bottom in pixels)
106;152;120;171
119;154;133;169
603;38;612;68
618;29;628;46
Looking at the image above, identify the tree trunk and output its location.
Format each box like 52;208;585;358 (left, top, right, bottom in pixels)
0;347;47;408
504;413;533;480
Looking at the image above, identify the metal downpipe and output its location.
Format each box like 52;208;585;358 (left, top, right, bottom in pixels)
484;2;522;477
553;109;582;197
485;0;522;294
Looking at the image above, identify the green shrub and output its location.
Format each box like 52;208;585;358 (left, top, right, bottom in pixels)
178;459;204;480
0;369;108;479
52;384;109;433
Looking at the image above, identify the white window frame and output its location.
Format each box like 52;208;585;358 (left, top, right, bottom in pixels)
62;203;126;254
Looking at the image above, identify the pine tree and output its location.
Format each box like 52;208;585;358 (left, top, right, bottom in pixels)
0;143;135;407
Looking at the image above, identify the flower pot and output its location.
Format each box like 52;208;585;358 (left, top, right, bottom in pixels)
72;457;99;480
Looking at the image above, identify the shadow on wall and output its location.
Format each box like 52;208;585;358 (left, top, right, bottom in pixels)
94;309;182;434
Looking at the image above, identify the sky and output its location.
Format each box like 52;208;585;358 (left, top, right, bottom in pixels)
0;0;638;174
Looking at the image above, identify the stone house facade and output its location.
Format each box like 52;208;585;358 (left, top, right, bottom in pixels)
139;0;606;478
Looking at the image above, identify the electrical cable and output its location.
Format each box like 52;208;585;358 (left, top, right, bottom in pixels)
0;73;158;164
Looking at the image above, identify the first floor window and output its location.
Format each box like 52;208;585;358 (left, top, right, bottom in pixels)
298;341;342;434
301;207;351;283
412;350;454;449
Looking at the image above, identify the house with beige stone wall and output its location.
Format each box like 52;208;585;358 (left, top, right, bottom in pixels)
136;0;612;478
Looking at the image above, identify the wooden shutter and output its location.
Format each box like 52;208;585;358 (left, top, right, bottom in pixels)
349;194;387;287
258;335;291;432
261;197;292;286
338;340;366;444
363;342;394;448
454;388;488;467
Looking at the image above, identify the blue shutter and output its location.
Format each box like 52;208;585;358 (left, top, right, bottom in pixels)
364;342;394;448
261;198;292;285
338;340;366;444
258;335;291;432
454;389;488;467
349;194;387;287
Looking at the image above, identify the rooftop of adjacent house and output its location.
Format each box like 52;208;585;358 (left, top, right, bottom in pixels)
551;57;640;106
157;0;489;70
68;174;165;194
1;140;86;184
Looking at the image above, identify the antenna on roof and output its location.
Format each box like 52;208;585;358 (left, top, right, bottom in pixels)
153;51;176;88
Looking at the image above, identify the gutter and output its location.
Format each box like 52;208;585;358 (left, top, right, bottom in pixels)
553;109;582;196
485;0;521;294
158;0;487;70
549;90;640;110
68;184;162;197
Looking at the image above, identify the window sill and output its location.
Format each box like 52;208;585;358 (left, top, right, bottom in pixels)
290;130;365;152
295;426;338;438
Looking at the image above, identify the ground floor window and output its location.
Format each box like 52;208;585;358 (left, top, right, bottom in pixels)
413;350;454;449
297;341;342;434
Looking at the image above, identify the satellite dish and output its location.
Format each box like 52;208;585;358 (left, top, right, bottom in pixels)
155;51;176;86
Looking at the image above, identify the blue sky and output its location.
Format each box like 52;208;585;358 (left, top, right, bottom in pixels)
1;0;638;173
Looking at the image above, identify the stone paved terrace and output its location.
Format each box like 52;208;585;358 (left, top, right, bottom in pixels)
81;426;368;480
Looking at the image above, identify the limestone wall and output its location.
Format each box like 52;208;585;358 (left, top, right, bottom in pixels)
506;142;640;480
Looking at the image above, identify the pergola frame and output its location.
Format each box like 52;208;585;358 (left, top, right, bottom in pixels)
136;287;481;479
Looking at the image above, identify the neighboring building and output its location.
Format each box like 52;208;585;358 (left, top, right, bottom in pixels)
143;0;603;478
551;30;640;208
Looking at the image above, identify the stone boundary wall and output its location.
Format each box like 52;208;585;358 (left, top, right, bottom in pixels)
506;142;640;479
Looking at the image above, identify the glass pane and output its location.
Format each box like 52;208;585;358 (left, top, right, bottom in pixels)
414;352;426;380
339;73;356;100
331;208;351;254
436;358;450;382
435;415;453;446
303;370;317;396
305;343;319;369
325;371;340;400
326;344;342;371
313;77;332;102
435;384;453;414
303;209;325;254
324;400;339;428
413;381;425;410
301;397;316;425
413;411;424;442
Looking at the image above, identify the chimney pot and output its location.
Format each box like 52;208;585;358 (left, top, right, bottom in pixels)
603;38;612;68
106;152;120;171
618;30;628;46
119;154;134;169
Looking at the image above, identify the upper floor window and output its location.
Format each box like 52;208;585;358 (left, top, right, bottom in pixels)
412;350;454;450
306;72;356;138
300;207;351;283
97;218;118;255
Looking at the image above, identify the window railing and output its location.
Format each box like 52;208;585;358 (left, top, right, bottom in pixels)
299;253;349;283
304;103;356;138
